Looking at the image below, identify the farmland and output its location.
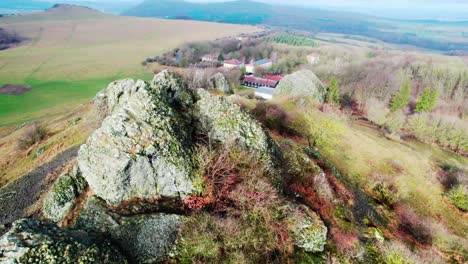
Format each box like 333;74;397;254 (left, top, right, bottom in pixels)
0;5;258;126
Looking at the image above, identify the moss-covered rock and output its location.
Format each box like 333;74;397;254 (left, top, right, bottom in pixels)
0;218;127;263
208;72;233;94
274;69;327;103
75;196;182;263
192;89;281;172
43;166;88;223
287;205;327;253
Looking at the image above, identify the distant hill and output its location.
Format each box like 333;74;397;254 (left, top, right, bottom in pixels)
124;0;468;52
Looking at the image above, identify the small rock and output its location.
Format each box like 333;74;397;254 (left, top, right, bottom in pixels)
287;205;327;252
75;196;182;263
208;72;233;94
43;167;88;223
0;218;127;263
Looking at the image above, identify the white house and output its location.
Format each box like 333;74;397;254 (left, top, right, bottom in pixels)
255;87;275;100
223;59;245;69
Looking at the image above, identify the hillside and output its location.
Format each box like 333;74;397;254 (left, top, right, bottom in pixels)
0;4;259;126
124;0;468;52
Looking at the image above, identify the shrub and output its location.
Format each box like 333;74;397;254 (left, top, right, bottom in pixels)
397;207;433;245
438;163;465;190
384;110;406;135
365;98;389;126
372;182;399;207
251;101;296;135
292;109;345;155
447;185;468;211
390;79;411;112
407;114;468;154
18;123;48;149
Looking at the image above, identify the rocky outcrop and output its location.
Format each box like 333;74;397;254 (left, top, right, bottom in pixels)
193;89;281;171
274;69;327;103
287;205;327;252
78;73;198;207
0;218;127;263
208;72;232;94
75;196;181;263
43;166;88;223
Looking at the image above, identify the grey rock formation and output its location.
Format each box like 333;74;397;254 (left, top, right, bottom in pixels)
287;205;327;253
151;70;194;109
0;218;127;263
78;76;198;207
43;166;88;223
209;72;232;94
274;69;327;103
193;89;280;171
75;196;181;263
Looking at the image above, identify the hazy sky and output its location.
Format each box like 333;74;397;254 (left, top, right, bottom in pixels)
33;0;468;20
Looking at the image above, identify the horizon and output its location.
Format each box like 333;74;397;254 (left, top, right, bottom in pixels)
1;0;468;21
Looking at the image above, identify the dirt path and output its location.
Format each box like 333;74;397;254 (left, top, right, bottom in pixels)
0;146;79;232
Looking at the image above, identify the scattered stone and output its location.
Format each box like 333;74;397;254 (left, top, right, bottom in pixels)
0;218;128;263
43;166;88;223
75;196;182;263
274;69;327;103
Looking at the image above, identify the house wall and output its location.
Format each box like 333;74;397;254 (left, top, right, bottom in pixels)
255;91;273;100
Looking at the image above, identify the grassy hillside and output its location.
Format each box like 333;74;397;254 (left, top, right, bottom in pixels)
124;0;468;52
0;5;258;126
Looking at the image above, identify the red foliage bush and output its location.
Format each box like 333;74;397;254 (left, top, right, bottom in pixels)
396;206;433;246
251;101;297;135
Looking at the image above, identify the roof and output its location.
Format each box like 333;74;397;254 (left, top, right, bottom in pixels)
254;59;271;66
263;74;283;81
224;59;244;65
255;87;275;95
244;76;278;87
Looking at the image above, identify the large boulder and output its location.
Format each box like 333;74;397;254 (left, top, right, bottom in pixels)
43;166;88;223
192;89;281;171
78;76;198;207
208;72;233;94
274;69;327;103
75;196;181;263
0;218;127;263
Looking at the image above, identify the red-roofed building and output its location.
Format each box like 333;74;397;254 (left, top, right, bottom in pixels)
243;76;278;88
263;74;283;82
223;59;245;69
307;53;320;64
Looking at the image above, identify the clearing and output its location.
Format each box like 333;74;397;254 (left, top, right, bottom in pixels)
0;4;259;126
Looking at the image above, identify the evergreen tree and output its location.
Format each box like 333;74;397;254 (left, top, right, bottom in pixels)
390;80;411;112
327;78;340;105
415;87;432;112
428;87;439;111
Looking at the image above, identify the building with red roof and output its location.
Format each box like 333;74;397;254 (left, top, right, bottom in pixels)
263;74;283;82
243;76;278;88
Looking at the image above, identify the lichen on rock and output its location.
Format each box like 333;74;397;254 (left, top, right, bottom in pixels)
43;165;88;223
78;75;198;207
208;72;233;94
286;205;327;253
192;89;281;172
274;69;327;103
0;218;127;263
75;196;182;263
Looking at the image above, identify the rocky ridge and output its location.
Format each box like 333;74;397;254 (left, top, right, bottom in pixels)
0;70;327;263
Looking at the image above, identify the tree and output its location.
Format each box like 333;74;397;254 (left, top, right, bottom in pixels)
428;87;439;111
326;78;340;105
390;79;412;112
415;87;439;113
217;53;224;62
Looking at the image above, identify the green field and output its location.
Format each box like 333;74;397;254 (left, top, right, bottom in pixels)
0;5;258;126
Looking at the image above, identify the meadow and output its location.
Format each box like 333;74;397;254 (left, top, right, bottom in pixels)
0;5;258;126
